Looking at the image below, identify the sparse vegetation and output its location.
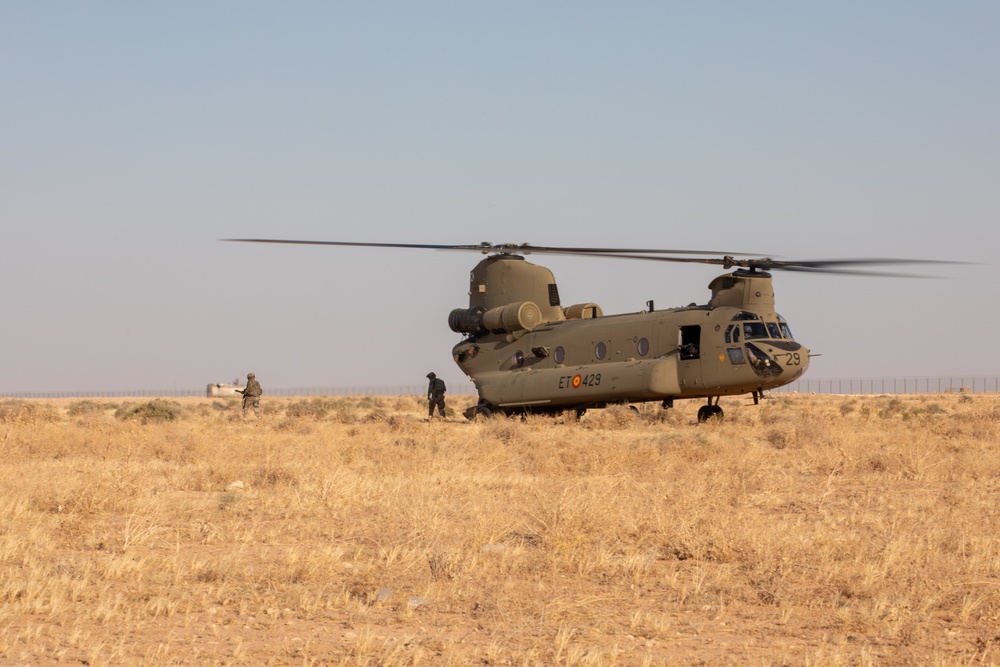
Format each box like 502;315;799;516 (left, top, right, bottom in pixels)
66;399;119;416
284;397;352;421
0;399;60;423
113;399;182;424
0;393;998;665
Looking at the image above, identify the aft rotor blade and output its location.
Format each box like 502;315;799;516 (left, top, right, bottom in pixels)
769;265;940;278
573;252;961;277
763;257;961;277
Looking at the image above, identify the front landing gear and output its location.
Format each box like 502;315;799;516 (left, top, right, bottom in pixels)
697;399;724;423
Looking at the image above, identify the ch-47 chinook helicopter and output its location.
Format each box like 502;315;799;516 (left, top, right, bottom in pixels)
226;239;947;422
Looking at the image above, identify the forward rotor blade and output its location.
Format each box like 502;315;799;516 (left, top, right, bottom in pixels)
221;239;492;251
514;243;750;257
222;239;754;257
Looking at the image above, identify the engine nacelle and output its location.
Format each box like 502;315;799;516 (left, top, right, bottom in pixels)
448;306;486;335
482;301;542;332
449;301;542;335
563;302;603;319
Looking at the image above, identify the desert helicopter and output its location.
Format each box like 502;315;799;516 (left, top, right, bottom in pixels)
226;240;946;422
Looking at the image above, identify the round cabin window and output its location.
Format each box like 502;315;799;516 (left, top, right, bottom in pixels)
595;341;607;360
513;350;525;368
554;346;565;364
637;338;649;356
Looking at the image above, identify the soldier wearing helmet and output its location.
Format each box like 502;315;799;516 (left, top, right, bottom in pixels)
426;372;447;419
236;372;263;418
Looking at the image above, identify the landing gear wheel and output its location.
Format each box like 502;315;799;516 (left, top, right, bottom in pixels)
697;405;724;423
464;403;495;421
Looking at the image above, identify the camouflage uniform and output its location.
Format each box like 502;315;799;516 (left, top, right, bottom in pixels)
237;372;263;418
427;372;446;418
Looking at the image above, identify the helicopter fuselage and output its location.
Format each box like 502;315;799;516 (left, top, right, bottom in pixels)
450;254;809;416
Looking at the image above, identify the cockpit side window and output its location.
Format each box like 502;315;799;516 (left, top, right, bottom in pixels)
780;323;794;340
766;322;781;339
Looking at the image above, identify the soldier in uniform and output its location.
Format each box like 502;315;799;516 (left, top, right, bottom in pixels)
426;372;447;419
236;372;263;418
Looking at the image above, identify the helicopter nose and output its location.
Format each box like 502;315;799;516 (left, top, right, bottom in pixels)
745;341;810;380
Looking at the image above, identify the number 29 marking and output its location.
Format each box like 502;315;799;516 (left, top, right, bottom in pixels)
774;353;801;366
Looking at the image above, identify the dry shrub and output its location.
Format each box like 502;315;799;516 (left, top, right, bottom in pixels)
284;398;337;420
877;397;906;418
765;426;796;449
67;399;118;416
273;417;313;433
722;405;758;428
481;418;521;444
392;395;422;412
858;400;876;419
759;404;786;425
114;399;181;424
581;404;639;430
249;464;299;488
362;409;389;424
0;399;60;423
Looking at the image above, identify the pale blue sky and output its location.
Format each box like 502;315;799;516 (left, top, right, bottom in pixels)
2;2;996;393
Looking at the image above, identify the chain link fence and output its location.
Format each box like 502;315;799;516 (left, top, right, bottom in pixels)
772;376;999;395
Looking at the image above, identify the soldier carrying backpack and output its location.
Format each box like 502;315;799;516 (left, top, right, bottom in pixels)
426;372;447;419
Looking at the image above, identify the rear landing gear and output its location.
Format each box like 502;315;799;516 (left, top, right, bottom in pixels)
464;402;495;421
697;399;724;423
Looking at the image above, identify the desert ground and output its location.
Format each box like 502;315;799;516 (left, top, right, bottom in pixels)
1;392;998;666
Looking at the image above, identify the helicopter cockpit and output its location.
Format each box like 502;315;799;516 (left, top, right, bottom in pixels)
724;311;795;344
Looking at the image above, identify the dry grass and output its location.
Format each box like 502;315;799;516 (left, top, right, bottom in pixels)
1;392;998;665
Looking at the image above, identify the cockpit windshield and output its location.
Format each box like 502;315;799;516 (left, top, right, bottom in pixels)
728;314;795;341
742;322;768;340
